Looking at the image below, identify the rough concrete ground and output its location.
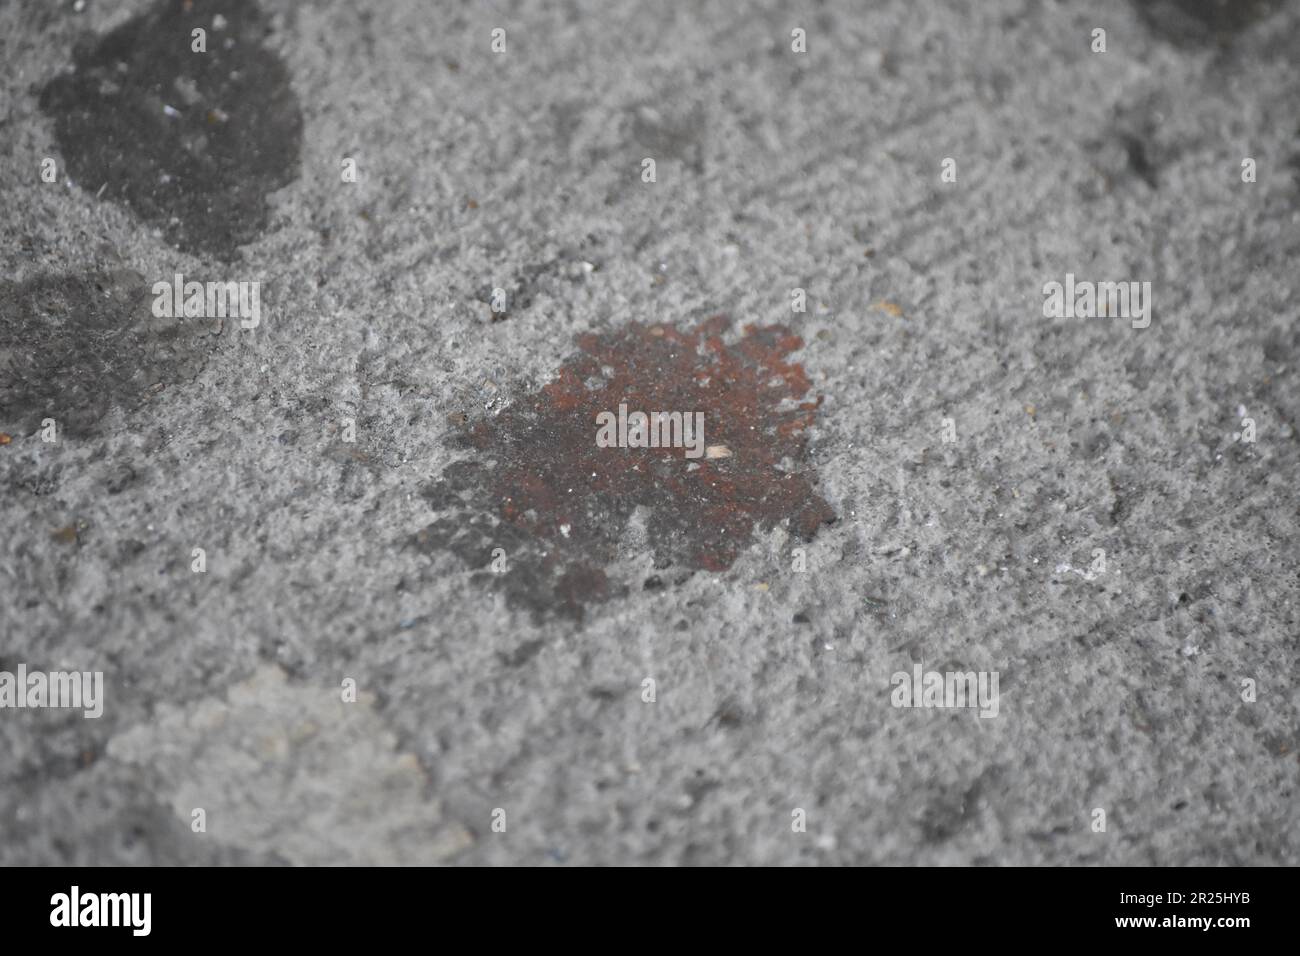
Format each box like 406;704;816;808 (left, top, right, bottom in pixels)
0;0;1297;865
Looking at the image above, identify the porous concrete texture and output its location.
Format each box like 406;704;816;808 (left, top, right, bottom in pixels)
1;0;1297;865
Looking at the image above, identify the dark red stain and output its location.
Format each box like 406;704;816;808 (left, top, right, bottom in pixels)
412;316;835;621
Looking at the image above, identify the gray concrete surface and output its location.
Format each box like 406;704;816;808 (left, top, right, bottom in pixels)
1;0;1297;865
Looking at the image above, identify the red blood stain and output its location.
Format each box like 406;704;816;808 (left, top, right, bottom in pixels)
413;315;835;620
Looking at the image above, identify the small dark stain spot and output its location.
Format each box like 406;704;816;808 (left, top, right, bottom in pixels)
1133;0;1289;46
411;316;835;621
105;463;139;495
498;638;544;669
920;794;969;843
684;775;721;803
1123;135;1159;189
473;252;598;321
710;698;747;730
1172;800;1189;810
118;538;148;561
39;0;303;260
643;575;665;591
0;271;214;438
1261;732;1294;757
1262;330;1293;363
51;525;80;546
793;611;810;624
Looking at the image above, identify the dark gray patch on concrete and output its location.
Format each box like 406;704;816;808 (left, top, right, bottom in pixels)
1134;0;1291;46
0;271;214;438
39;0;302;261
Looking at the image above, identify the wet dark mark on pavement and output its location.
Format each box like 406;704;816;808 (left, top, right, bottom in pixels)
39;0;302;261
412;316;836;621
0;271;215;439
1133;0;1290;47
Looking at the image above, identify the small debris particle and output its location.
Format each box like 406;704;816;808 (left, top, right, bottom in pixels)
705;444;732;459
52;525;79;545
